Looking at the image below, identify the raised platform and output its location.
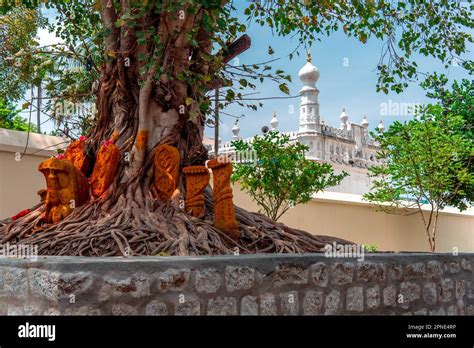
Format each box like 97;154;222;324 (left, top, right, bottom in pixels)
0;253;472;315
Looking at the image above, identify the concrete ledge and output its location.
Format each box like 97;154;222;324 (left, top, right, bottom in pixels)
0;128;68;157
312;191;474;217
0;253;472;316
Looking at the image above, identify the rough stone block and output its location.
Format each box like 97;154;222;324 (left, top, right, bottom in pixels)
378;264;387;282
225;266;254;292
310;262;328;287
446;304;457;315
388;263;403;281
43;307;60;315
414;308;428;315
111;304;138;316
175;296;200;316
24;304;42;316
399;282;421;306
404;262;426;279
439;278;454;303
30;269;60;301
272;265;308;287
429;307;446;316
422;282;437;306
58;272;94;297
303;290;324;315
455;280;465;299
357;262;379;282
280;291;298;316
324;290;341;315
7;305;24;316
468;281;474;299
260;293;277;315
207;297;237;316
448;260;461;274
145;300;168;316
383;285;397;307
100;273;150;301
456;299;465;315
426;260;443;278
0;302;7;315
157;269;190;292
366;285;380;310
0;267;28;299
63;306;101;315
331;263;354;285
467;305;474;315
461;258;472;272
346;286;363;312
241;295;258;316
195;268;221;294
401;282;421;302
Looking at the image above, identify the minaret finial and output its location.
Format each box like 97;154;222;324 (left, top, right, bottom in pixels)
271;111;279;131
306;50;312;63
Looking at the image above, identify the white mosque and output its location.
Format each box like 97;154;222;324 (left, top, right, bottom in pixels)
210;53;385;195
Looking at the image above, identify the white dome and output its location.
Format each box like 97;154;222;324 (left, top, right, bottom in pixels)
361;115;369;128
298;53;320;85
377;120;385;132
339;107;349;123
270;112;279;130
232;120;240;139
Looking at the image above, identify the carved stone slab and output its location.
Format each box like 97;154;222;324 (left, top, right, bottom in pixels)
154;145;180;201
38;157;90;223
183;166;210;218
207;159;239;240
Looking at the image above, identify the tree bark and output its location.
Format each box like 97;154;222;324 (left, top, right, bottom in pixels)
0;1;356;256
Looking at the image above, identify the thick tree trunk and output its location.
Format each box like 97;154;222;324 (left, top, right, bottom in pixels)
0;1;355;256
92;0;208;187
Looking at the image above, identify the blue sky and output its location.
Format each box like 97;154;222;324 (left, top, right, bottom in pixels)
207;2;472;142
31;4;472;139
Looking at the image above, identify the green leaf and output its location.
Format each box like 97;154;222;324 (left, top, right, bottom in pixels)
279;83;290;95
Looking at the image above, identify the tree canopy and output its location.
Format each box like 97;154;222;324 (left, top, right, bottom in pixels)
422;77;474;210
0;0;472;136
364;107;473;251
0;0;472;257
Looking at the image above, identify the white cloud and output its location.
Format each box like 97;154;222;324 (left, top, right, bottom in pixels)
37;27;62;47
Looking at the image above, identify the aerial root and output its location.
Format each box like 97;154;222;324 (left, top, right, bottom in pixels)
0;191;353;256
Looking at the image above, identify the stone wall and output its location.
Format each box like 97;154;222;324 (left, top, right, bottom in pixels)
0;254;472;315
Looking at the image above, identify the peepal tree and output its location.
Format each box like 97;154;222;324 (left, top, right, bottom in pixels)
422;77;474;211
232;131;347;221
364;110;473;252
0;0;472;256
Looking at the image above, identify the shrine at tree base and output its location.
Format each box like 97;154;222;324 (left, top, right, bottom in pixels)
63;137;91;175
38;157;90;223
153;145;180;201
90;140;120;198
207;159;240;240
183;165;210;218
